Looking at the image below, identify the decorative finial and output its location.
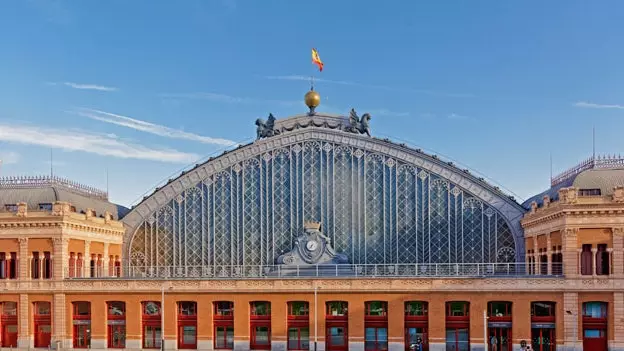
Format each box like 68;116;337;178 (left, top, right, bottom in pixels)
303;221;321;230
304;89;320;115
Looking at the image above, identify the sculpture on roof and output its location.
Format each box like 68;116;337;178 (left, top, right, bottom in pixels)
255;113;280;140
346;109;372;136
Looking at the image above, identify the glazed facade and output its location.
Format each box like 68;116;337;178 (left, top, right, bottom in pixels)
1;113;624;351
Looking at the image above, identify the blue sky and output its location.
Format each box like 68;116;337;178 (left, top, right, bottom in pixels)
1;0;623;207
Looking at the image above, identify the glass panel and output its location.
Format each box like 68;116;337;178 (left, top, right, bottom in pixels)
254;326;270;345
290;302;309;316
7;325;18;333
448;302;468;316
288;328;299;350
458;328;469;351
377;328;388;349
328;302;347;316
37;302;51;315
75;302;90;316
532;302;555;317
489;302;511;317
329;327;345;346
40;325;52;333
405;302;427;316
108;302;125;316
216;327;225;348
2;302;17;316
366;301;386;316
216;302;233;316
300;328;309;349
252;302;270;316
584;302;606;318
183;326;196;344
226;327;234;348
584;329;604;338
144;302;160;316
180;302;196;316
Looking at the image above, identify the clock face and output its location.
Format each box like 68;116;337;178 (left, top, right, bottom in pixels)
306;240;319;251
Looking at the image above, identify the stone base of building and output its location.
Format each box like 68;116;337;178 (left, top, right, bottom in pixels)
610;341;624;351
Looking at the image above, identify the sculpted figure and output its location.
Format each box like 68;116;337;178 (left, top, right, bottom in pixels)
346;109;372;136
255;113;279;139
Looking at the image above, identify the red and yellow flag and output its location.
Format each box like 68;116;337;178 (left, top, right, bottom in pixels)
312;48;324;72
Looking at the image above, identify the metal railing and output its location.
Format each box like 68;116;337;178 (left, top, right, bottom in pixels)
551;154;624;186
65;263;564;279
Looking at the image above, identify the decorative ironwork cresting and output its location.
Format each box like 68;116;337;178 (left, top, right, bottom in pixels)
0;175;108;200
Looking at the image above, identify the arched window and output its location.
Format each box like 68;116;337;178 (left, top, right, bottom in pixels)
1;301;18;347
213;301;234;350
107;301;126;348
72;302;91;348
405;301;428;351
287;302;309;350
530;302;555;351
446;302;469;351
142;302;161;349
326;302;348;351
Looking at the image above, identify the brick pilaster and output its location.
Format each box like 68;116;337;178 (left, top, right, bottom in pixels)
53;293;68;348
563;292;580;349
18;238;29;280
18;294;30;348
53;237;69;279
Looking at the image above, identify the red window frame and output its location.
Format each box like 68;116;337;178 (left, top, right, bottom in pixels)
142;301;162;349
364;301;388;351
107;301;126;349
177;302;197;349
287;302;309;351
446;302;469;351
214;301;234;350
531;302;556;351
1;301;18;347
72;302;91;348
34;301;52;348
250;301;271;350
405;301;428;351
325;302;348;351
582;302;608;351
487;302;512;351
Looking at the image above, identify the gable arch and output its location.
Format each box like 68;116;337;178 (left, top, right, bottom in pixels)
122;127;526;274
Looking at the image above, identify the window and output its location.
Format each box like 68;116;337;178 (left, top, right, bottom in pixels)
4;204;17;212
33;302;52;348
405;302;428;351
596;244;609;275
142;302;162;349
326;302;348;351
43;252;51;279
177;302;197;349
107;302;126;348
287;302;309;351
32;252;40;279
531;302;555;351
90;255;96;277
488;301;512;318
583;302;607;319
214;302;233;350
582;302;608;351
446;302;469;351
1;302;18;347
72;302;91;348
581;244;593;275
579;189;601;196
364;301;388;351
38;203;53;211
250;302;271;350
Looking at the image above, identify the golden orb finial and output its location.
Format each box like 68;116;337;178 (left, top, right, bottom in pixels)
304;89;320;115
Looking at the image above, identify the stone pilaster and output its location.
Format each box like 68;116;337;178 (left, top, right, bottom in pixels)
610;292;624;351
563;292;581;351
562;228;578;277
591;247;598;277
53;293;70;348
533;236;539;275
613;228;624;277
103;242;110;277
18;238;29;280
52;237;69;279
546;233;552;275
18;294;30;348
83;240;91;278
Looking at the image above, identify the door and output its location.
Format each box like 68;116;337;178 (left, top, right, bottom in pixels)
488;328;511;351
531;328;555;351
35;323;51;348
405;327;428;351
108;325;126;348
583;329;607;351
178;325;197;349
74;324;91;348
326;326;348;351
2;324;18;347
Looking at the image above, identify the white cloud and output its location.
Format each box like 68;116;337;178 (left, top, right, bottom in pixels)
366;109;410;117
265;75;474;98
160;92;301;107
0;123;199;163
74;108;237;146
47;81;117;92
0;151;20;165
574;101;624;110
448;113;470;120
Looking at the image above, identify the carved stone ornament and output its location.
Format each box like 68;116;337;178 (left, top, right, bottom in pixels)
277;222;348;265
613;186;624;203
15;202;27;217
52;201;71;216
558;187;578;204
530;201;538;213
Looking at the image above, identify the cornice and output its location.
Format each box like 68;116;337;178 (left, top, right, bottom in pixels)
522;204;624;228
0;219;124;236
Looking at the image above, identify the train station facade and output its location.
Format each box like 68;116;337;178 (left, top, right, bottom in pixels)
1;94;623;351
